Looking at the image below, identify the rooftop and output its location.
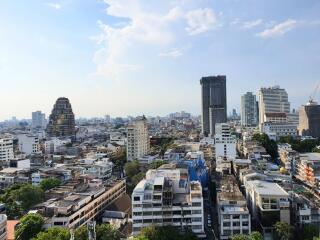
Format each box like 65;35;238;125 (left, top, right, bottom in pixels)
247;180;289;197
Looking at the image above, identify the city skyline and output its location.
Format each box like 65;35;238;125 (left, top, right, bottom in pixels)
1;0;320;120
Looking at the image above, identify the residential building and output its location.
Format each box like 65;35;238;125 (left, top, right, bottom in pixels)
0;214;6;240
0;134;14;163
217;176;251;239
127;116;150;162
200;76;227;137
17;134;41;155
241;92;258;126
214;123;236;159
81;158;113;180
245;180;290;239
278;143;299;173
46;97;76;137
296;153;320;188
132;163;205;238
32;111;46;129
34;179;126;229
298;100;320;139
258;86;290;128
45;138;72;154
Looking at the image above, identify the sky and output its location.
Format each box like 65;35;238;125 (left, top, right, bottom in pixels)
0;0;320;120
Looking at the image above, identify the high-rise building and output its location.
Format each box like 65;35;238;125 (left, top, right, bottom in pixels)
214;123;236;159
132;164;205;237
32;111;46;129
298;100;320;138
258;86;290;128
241;92;258;126
46;97;75;137
200;76;227;137
0;134;14;162
127;116;150;161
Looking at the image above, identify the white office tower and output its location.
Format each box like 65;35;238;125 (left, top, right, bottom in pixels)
214;123;237;159
0;134;14;162
17;134;41;155
127;116;150;162
132;164;205;238
241;92;258;126
258;86;290;128
32;111;46;129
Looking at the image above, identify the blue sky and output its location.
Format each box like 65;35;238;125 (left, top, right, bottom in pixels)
0;0;320;120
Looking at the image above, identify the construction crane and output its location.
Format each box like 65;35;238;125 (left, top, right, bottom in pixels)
309;82;320;102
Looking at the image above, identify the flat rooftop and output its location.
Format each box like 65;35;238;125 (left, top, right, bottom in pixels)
247;180;289;197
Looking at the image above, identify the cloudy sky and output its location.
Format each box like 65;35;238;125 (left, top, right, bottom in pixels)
1;0;320;120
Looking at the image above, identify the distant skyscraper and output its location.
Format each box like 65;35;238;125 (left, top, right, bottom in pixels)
241;92;258;126
298;100;320;138
46;97;75;137
127;116;150;161
258;86;290;127
200;76;227;137
32;111;46;129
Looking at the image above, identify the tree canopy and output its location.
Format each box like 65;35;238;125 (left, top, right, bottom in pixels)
15;213;44;240
274;221;294;240
40;178;61;191
74;224;120;240
231;231;263;240
134;226;198;240
252;133;278;159
32;227;70;240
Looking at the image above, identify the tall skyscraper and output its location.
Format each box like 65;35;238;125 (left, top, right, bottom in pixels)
241;92;258;126
32;111;46;129
127;116;150;161
258;86;290;127
298;100;320;138
200;76;227;137
46;97;76;137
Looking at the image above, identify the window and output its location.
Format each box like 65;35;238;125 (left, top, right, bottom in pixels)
233;215;240;219
192;210;202;214
233;222;240;226
192;202;201;207
134;196;140;201
192;218;202;222
223;222;230;227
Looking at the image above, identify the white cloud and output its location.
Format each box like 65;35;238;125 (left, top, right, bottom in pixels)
257;19;298;38
185;8;218;35
243;19;263;29
92;1;219;79
159;49;183;58
46;2;61;10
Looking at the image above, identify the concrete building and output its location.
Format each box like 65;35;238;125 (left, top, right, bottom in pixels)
258;86;290;128
200;76;227;137
278;143;299;173
46;97;76;137
81;158;113;180
127;116;150;162
214;123;236;159
32;111;46;129
0;214;7;240
245;180;290;239
17;134;41;155
217;176;251;239
0;134;14;163
296;153;320;188
34;179;126;229
261;122;297;141
241;92;258;127
298;100;320;139
132;163;205;237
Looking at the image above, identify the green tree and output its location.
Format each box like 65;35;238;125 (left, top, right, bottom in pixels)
74;225;87;240
231;232;262;240
252;133;278;159
138;226;197;240
40;178;61;191
231;235;248;240
96;224;121;240
149;160;166;169
250;231;263;240
274;221;294;240
301;224;320;240
15;213;44;240
124;160;140;178
32;227;70;240
16;185;44;210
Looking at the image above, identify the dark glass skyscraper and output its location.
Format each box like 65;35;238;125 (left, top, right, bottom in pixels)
46;97;75;137
200;76;227;136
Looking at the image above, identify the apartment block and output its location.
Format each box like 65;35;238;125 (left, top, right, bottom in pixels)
0;134;14;162
132;163;205;238
214;123;236;159
17;134;41;155
217;176;251;239
296;153;320;188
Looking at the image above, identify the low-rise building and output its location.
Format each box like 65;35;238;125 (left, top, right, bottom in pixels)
17;134;41;155
296;153;320;188
217;176;251;239
261;122;297;141
278;143;299;173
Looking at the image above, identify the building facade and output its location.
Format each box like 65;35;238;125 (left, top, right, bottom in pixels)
0;134;14;163
127;117;150;162
241;92;258;127
0;214;7;240
258;86;290;128
17;134;41;155
200;76;227;137
132;164;205;238
214;123;237;159
298;100;320;139
32;111;46;129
